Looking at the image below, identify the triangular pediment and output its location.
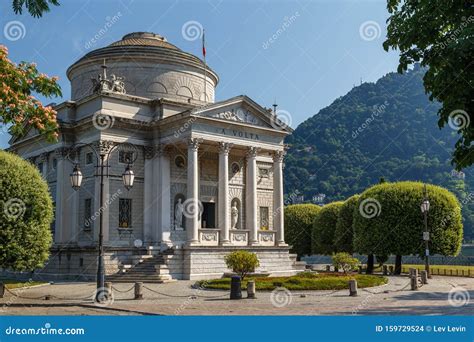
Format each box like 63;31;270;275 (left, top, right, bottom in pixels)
193;96;292;132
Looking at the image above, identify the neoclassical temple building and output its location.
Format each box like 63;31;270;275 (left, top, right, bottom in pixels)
9;32;302;280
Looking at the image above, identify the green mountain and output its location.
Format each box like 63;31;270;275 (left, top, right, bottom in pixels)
284;65;474;240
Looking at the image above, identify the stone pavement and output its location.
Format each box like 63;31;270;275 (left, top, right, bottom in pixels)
0;275;472;315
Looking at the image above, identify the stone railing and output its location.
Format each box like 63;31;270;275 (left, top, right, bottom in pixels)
258;230;276;246
199;229;219;246
230;229;248;246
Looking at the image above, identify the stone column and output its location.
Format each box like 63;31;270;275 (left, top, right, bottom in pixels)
218;142;232;245
186;138;200;245
96;141;114;244
246;147;259;245
158;145;172;248
54;147;71;244
273;150;287;246
143;146;154;244
39;152;49;178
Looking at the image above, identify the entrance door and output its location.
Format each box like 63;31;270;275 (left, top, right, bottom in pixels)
201;202;216;228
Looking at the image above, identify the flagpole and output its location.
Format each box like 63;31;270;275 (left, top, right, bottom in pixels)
202;28;207;102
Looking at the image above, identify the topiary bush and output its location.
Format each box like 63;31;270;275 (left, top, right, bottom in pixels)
0;150;53;271
332;252;360;274
353;181;463;273
334;194;360;253
224;250;260;281
312;201;344;255
284;204;321;257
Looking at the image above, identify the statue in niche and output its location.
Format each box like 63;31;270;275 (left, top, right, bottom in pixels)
231;202;239;229
174;198;184;230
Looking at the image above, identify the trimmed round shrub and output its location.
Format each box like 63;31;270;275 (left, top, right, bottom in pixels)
334;194;360;253
0;150;53;271
312;201;344;255
224;250;260;281
353;181;463;259
284;204;321;257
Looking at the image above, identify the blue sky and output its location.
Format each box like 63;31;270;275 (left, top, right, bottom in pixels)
0;0;399;148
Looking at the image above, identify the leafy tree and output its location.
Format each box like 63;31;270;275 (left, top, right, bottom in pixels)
0;150;53;273
12;0;60;17
312;201;344;255
353;181;463;274
224;251;260;281
334;194;360;253
284;204;321;257
383;0;473;170
0;45;61;141
332;252;360;274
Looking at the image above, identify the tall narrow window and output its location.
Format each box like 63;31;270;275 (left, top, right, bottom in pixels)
260;206;269;230
119;198;132;228
84;198;92;230
85;152;93;165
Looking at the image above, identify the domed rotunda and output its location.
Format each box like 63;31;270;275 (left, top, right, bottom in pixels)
9;32;299;281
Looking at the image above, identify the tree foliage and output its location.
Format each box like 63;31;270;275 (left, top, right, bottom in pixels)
12;0;60;17
0;46;61;141
224;250;260;281
334;194;360;253
0;150;53;271
312;201;344;255
284;204;321;257
332;252;360;274
353;182;463;260
383;0;473;170
285;66;474;241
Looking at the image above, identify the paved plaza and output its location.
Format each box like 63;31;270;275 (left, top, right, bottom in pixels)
0;275;472;316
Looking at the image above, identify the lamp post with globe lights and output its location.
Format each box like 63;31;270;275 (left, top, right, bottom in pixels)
420;184;431;279
68;142;136;302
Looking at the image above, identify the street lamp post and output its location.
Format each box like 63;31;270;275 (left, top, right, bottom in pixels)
420;184;431;279
68;142;136;302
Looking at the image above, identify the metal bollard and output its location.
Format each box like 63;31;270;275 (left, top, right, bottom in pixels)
389;266;394;275
358;266;363;274
230;276;242;300
0;282;4;298
349;279;358;296
383;265;388;275
420;270;428;284
247;280;256;299
134;282;143;300
326;265;331;272
410;269;419;290
105;281;112;298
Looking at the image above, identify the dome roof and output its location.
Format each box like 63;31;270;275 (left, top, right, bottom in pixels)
108;32;180;50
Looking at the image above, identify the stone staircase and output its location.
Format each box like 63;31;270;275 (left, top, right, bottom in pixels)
107;249;175;283
290;253;308;271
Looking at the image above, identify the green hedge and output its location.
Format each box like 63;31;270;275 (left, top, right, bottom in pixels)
0;150;53;271
353;181;463;258
334;194;360;253
284;204;321;256
312;201;344;255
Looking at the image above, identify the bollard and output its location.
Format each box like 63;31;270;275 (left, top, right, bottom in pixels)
349;279;358;296
358;266;363;274
0;282;4;298
134;282;143;300
326;265;331;272
389;266;394;275
410;269;419;290
247;280;256;299
44;295;52;300
230;276;242;300
105;281;112;298
420;270;428;285
383;265;388;276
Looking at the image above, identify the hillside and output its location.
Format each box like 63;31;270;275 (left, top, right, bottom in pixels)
284;65;474;240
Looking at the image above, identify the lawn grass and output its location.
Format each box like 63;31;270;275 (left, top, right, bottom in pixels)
366;264;473;277
196;272;387;291
0;280;45;289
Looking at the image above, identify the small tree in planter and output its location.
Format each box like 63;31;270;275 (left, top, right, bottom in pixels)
331;252;360;274
224;251;260;281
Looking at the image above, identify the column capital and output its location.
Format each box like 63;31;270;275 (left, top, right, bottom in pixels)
273;150;286;163
96;140;115;155
188;138;202;151
246;146;259;158
143;145;156;159
39;152;49;162
55;147;70;159
218;142;233;155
